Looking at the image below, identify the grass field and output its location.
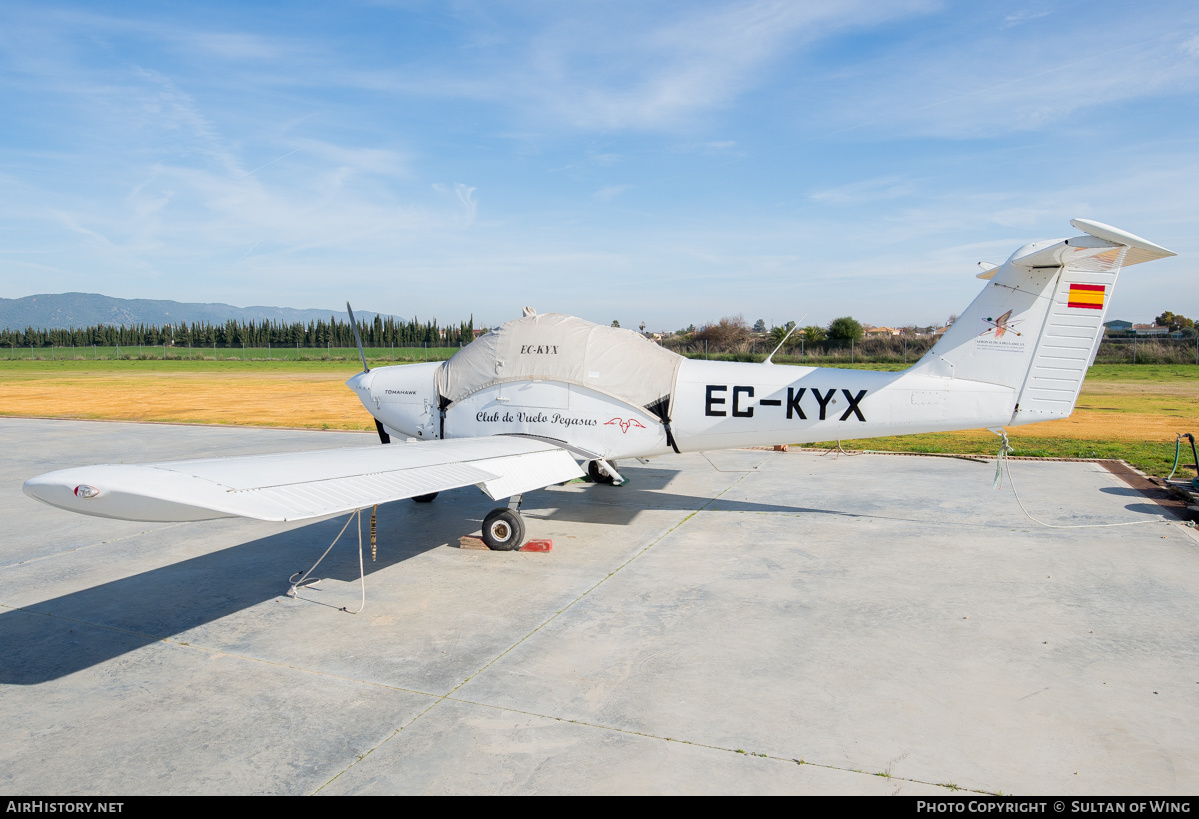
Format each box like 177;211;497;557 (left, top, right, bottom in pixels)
0;359;1195;478
810;365;1198;477
0;345;459;363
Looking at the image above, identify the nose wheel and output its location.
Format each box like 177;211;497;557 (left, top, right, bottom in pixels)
587;459;617;484
481;508;526;551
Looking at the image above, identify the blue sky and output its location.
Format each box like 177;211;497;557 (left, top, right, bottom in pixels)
1;1;1196;331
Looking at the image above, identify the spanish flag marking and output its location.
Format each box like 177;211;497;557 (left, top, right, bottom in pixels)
1067;283;1105;310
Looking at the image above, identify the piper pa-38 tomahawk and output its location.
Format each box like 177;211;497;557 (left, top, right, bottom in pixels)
25;219;1175;550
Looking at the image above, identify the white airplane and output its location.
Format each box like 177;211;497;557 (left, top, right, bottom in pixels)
24;219;1175;550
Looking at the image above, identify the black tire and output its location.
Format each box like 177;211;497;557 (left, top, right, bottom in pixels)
481;508;526;551
588;460;616;485
411;492;439;503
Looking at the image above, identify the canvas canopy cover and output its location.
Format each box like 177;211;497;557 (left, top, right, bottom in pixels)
435;312;683;419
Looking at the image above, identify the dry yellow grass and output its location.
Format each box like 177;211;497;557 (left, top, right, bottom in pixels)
1021;379;1197;441
0;370;372;430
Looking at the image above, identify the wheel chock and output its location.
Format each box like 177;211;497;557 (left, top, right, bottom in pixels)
457;535;552;552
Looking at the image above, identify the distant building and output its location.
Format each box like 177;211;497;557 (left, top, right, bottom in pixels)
1104;319;1133;334
1132;323;1168;336
864;326;900;337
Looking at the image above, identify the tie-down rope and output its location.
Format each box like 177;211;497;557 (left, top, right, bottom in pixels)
992;429;1179;530
287;507;366;614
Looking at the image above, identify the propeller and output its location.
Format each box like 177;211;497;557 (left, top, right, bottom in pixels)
346;301;369;373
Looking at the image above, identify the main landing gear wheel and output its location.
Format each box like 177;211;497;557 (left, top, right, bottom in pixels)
411;492;439;503
481;508;526;551
588;460;616;485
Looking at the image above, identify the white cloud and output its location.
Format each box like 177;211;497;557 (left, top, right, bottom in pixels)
516;0;934;130
809;175;920;205
671;140;741;155
432;183;478;226
809;14;1199;140
326;1;936;131
1001;10;1051;28
592;184;633;202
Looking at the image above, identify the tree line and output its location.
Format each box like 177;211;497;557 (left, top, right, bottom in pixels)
0;315;478;349
673;314;870;349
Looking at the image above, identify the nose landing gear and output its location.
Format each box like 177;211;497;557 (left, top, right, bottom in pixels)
587;458;618;484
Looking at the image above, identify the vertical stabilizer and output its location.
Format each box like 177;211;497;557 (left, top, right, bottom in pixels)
911;220;1175;425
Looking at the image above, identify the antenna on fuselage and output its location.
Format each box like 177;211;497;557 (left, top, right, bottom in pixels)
346;301;370;373
763;314;806;365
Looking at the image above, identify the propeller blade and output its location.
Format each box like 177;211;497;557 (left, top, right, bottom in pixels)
346;301;369;373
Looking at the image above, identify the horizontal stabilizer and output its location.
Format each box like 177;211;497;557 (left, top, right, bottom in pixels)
1070;218;1176;266
24;436;584;522
1009;234;1120;269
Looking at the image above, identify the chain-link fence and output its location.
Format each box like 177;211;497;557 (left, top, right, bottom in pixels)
7;334;1197;365
664;334;1199;365
1093;337;1199;365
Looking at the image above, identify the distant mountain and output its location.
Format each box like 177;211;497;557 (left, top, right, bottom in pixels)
0;293;396;330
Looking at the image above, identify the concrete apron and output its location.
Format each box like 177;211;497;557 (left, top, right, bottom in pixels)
1;418;1196;795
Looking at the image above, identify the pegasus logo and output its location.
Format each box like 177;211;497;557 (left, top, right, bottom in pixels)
605;417;647;434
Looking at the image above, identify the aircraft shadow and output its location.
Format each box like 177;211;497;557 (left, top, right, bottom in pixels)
8;475;1175;685
535;484;882;525
3;476;874;685
0;505;462;686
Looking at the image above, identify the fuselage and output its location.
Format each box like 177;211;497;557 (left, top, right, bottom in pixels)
348;358;1018;460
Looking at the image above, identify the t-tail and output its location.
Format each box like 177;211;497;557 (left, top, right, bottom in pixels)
909;219;1175;425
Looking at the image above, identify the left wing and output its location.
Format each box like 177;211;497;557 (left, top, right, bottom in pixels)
23;436;584;523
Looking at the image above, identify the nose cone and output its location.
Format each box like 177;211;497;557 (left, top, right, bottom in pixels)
346;369;377;412
345;369;376;393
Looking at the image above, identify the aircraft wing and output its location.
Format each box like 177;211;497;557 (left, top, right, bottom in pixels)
23;436;585;523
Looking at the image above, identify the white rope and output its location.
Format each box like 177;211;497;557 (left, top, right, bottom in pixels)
821;439;861;458
287;508;367;613
992;430;1012;490
700;451;759;472
991;430;1173;530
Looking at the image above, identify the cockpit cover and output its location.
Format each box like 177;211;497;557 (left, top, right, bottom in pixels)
435;313;683;416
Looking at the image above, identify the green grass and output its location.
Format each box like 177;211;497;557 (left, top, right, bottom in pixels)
1072;363;1198;383
0;350;455;373
806;433;1194;480
0;345;460;365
